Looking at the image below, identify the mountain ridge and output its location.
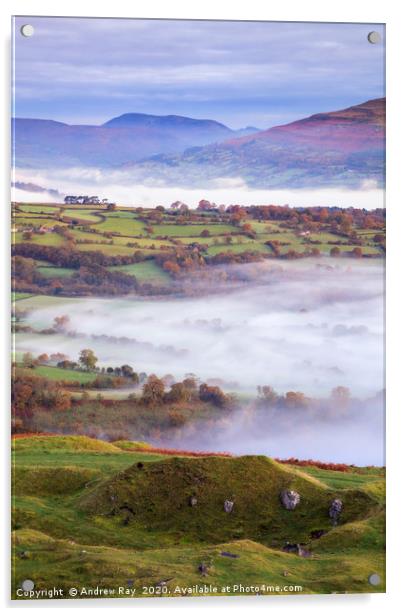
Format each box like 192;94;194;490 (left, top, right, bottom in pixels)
12;98;385;189
13;113;258;168
103;112;231;130
123;98;385;189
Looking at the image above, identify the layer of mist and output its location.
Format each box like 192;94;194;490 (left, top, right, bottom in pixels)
167;393;385;466
20;259;384;397
14;168;384;209
16;258;384;464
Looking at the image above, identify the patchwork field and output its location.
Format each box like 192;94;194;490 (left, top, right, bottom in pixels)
11;202;384;292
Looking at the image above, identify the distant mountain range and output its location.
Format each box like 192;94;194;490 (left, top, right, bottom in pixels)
13;98;385;189
12;113;258;168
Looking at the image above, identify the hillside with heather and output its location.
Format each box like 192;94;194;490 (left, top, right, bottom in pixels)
124;98;385;188
13;99;384;190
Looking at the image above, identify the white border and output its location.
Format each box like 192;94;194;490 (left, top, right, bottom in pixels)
1;1;401;614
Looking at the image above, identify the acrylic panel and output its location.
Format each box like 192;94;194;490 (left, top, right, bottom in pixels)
11;16;385;600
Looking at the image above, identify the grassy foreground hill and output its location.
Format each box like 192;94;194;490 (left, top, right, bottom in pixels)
79;455;377;545
12;435;385;599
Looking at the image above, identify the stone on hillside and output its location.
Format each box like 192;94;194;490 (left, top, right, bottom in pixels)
280;490;301;510
329;498;343;524
282;542;299;554
224;499;234;513
220;551;239;559
310;529;327;539
297;544;311;558
189;496;198;507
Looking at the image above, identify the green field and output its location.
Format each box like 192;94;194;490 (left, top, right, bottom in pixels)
37;266;75;278
67;228;106;242
287;464;385;492
11;435;385;599
19;365;98;384
12;292;34;302
12;202;384;269
152;223;238;237
108;260;170;282
77;243;138;256
13;231;67;247
249;221;283;233
62;209;102;223
207;242;272;256
14;214;57;223
16;205;62;215
13;294;80;312
95;216;146;235
177;236;216;245
315;244;381;256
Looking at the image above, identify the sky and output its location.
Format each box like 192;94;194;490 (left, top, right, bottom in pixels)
13;17;385;129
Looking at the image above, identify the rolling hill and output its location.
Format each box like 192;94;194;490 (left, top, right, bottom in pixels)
12;114;258;168
80;454;376;545
12;436;385;597
123;98;385;189
13;98;385;189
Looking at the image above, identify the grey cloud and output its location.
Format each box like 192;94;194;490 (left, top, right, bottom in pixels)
13;17;385;128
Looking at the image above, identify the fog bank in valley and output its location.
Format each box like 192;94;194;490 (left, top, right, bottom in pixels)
14;167;384;209
168;393;385;466
18;258;384;464
21;259;384;397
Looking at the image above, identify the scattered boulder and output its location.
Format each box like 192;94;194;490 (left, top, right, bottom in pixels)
297;544;311;558
189;496;198;507
282;542;299;554
156;577;174;587
283;542;311;558
280;490;301;510
310;529;328;540
120;505;135;525
329;498;343;525
198;563;209;576
220;551;239;559
224;499;234;513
